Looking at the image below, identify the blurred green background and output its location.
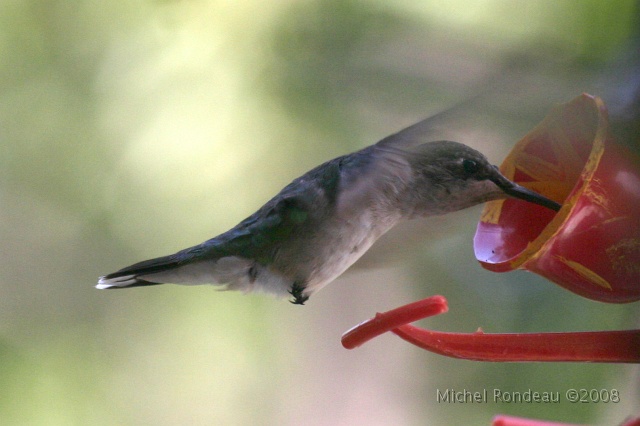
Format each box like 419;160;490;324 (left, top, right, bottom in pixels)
1;1;639;425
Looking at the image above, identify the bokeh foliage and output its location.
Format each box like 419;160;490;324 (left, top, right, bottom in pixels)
1;1;638;424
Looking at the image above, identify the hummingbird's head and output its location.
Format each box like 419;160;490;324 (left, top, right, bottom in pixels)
404;141;561;215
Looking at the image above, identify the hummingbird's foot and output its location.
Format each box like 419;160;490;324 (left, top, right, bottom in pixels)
289;282;309;305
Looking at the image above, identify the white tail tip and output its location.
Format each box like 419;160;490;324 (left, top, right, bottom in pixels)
96;274;136;289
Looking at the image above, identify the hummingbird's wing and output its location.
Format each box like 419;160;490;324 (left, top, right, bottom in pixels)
375;88;496;151
96;198;302;292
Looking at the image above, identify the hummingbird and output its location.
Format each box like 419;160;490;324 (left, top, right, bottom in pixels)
97;119;561;304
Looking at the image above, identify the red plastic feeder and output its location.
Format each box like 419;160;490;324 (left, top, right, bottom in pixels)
474;94;640;303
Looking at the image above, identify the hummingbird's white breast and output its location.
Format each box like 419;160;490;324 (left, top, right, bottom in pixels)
299;150;412;295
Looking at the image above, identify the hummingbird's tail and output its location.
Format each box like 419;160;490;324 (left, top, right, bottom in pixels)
96;246;261;291
96;254;183;289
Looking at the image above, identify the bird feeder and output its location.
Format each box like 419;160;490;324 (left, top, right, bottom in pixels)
341;95;640;364
474;94;640;303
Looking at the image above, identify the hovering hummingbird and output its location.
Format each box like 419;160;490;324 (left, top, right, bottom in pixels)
97;118;561;304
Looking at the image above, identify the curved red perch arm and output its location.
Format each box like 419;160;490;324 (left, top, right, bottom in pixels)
492;415;584;426
342;296;640;363
342;296;448;349
492;415;640;426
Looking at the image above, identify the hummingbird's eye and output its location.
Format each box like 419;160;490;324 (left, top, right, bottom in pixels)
462;159;479;174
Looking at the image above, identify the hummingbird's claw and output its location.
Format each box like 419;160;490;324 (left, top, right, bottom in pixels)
289;282;309;305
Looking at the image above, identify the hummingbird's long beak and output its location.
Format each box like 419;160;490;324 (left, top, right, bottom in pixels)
490;169;562;212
